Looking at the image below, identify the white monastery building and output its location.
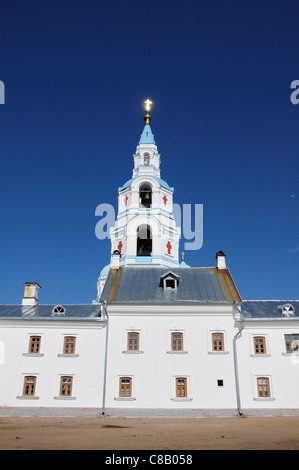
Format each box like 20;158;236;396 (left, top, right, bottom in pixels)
1;102;299;417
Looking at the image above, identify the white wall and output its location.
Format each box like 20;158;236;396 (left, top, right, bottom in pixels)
0;319;106;409
105;304;238;410
236;320;299;411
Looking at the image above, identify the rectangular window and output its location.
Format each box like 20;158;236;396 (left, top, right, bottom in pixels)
176;377;187;398
119;377;132;397
212;333;224;351
23;376;36;396
60;376;73;396
254;336;266;354
257;377;270;397
29;336;41;353
285;334;299;353
171;332;183;351
127;332;139;351
63;336;76;354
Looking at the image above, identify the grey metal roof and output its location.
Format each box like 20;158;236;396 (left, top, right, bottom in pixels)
242;301;299;319
101;266;241;304
0;304;102;319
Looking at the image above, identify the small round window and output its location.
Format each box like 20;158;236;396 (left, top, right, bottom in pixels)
52;305;66;315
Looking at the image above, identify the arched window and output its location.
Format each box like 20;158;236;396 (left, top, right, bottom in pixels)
144;153;150;165
139;182;152;208
136;224;152;257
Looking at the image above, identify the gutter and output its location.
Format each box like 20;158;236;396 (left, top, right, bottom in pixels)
101;301;109;415
233;302;245;417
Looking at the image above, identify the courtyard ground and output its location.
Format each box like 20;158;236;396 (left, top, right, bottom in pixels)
0;415;298;450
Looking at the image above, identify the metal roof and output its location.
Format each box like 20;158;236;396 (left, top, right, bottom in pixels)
0;304;102;320
242;300;299;319
139;124;156;144
101;266;242;304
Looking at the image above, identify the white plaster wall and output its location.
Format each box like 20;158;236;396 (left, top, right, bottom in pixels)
105;305;238;410
0;320;106;409
236;321;299;411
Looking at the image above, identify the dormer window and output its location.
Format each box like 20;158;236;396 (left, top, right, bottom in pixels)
160;272;179;290
165;279;176;289
52;305;66;316
281;303;295;317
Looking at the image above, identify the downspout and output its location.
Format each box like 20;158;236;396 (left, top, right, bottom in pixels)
233;301;245;416
101;300;109;415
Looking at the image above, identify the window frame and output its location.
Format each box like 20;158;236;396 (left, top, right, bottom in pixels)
127;332;140;351
119;377;132;398
171;332;183;351
253;336;266;355
59;376;73;397
28;336;41;354
176;377;187;398
257;377;270;398
23;375;37;396
63;336;76;355
285;334;299;353
252;374;275;401
212;332;224;352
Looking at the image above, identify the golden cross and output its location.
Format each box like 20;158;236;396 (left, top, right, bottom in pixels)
144;99;152;112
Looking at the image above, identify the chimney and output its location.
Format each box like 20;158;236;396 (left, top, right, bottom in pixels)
216;251;226;269
111;250;120;269
22;282;41;306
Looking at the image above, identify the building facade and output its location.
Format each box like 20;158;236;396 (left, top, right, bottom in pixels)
0;103;298;417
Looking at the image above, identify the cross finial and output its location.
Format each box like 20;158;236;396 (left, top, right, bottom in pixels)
144;99;152;112
144;99;153;124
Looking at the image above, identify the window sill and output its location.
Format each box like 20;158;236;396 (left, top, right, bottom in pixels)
166;351;188;354
253;397;275;401
16;396;39;400
171;398;193;402
208;351;229;355
114;397;136;401
53;396;76;400
281;352;299;356
122;350;144;354
57;354;79;358
23;353;44;357
250;354;271;358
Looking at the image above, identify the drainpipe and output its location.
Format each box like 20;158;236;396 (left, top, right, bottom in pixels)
233;302;245;416
101;301;109;415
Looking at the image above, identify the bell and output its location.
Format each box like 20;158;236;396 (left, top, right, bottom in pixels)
144;192;150;200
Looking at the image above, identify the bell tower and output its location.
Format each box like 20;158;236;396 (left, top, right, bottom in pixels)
109;100;181;268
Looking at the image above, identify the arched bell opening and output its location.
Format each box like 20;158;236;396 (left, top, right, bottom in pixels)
139;182;152;208
136;224;152;257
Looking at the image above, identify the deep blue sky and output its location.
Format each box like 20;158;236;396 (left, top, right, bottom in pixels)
0;0;298;304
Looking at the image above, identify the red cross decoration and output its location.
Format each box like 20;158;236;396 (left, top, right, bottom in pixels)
118;241;123;253
166;241;172;255
163;195;167;206
124;195;128;206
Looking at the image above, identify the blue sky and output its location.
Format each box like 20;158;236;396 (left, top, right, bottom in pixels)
0;0;298;304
